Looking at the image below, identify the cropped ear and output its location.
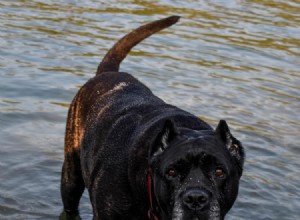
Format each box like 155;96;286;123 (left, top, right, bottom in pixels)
215;120;245;175
151;120;178;157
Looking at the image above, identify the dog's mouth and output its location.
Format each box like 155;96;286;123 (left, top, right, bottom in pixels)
171;200;221;220
172;213;221;220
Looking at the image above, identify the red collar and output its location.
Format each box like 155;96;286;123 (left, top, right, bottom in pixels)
147;169;159;220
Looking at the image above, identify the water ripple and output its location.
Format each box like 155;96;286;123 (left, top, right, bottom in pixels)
0;0;299;219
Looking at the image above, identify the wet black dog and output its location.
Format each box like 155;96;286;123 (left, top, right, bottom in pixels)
61;16;245;220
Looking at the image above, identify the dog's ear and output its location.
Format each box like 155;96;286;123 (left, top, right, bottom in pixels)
215;120;245;175
151;120;178;157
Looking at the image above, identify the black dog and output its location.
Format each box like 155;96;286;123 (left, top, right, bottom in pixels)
61;16;245;220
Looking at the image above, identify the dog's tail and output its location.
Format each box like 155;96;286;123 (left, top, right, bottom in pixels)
97;16;180;75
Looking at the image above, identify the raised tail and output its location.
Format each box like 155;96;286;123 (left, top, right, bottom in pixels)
97;16;180;75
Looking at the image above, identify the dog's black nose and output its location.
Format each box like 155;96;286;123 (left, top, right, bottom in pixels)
182;189;209;210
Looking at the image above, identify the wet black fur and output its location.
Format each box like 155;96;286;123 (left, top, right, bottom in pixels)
60;16;245;220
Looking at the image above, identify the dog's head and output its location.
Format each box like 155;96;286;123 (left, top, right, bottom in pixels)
149;120;245;220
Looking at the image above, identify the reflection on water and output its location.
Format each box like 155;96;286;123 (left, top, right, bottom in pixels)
0;0;299;219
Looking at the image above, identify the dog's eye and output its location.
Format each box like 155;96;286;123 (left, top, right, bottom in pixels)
166;168;177;178
215;168;225;178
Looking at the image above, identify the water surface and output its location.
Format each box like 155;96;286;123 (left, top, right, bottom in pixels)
0;0;299;219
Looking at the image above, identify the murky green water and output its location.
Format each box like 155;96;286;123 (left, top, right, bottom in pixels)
0;0;299;219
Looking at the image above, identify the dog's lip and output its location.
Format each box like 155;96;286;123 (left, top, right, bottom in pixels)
194;208;221;220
